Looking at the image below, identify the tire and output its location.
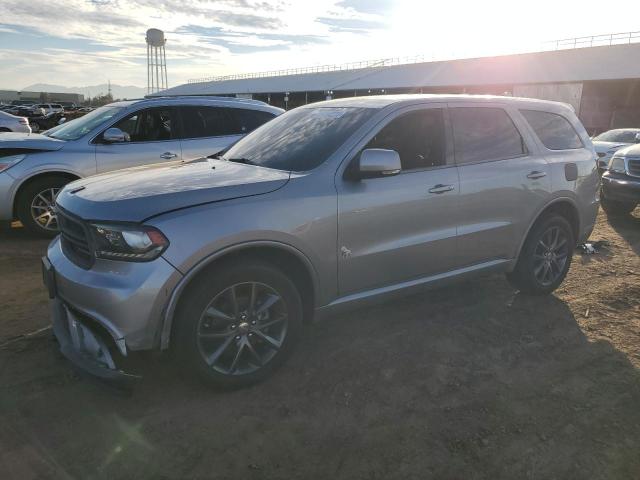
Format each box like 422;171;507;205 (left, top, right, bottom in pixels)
174;260;303;388
16;175;71;237
600;187;637;216
0;128;10;132
507;214;574;295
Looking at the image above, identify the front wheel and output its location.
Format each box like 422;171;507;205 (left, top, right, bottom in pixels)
16;175;71;237
175;261;303;388
507;214;574;295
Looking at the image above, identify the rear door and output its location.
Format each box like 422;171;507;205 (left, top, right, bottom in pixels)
95;106;182;173
450;103;551;267
178;106;244;161
336;104;459;295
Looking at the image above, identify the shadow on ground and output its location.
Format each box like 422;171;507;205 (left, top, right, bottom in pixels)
2;274;639;479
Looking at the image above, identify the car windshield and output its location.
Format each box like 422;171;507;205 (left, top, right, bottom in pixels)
594;129;640;143
222;106;376;171
46;106;123;140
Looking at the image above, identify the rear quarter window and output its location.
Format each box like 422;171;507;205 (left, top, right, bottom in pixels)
520;109;583;150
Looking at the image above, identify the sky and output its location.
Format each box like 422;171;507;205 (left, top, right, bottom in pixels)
0;0;638;90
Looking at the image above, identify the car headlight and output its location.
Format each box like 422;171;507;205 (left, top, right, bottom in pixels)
89;223;169;261
0;154;26;173
608;156;627;174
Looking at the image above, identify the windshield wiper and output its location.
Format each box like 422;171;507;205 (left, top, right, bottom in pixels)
226;157;257;166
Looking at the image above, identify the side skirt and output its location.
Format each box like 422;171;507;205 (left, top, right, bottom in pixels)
314;258;513;321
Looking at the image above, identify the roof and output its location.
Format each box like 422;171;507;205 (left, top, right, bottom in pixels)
107;96;282;113
300;94;575;113
156;43;640;97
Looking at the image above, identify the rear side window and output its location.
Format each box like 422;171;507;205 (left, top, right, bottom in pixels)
180;106;239;139
521;109;582;150
231;109;276;134
451;107;526;164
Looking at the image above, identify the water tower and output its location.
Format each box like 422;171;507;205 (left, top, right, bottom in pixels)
146;28;168;94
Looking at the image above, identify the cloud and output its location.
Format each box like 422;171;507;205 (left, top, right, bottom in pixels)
0;0;390;89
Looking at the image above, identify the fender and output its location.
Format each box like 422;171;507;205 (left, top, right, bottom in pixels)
158;239;321;350
511;194;580;268
9;166;83;212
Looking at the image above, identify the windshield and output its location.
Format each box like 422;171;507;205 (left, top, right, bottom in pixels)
222;106;376;171
46;106;124;140
594;129;640;143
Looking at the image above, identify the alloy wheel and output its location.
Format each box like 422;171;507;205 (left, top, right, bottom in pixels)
30;187;61;232
533;226;569;287
196;282;288;376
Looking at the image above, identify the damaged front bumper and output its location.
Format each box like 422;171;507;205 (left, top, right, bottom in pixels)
44;257;140;389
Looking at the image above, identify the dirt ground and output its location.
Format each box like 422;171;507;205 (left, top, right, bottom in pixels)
1;210;639;480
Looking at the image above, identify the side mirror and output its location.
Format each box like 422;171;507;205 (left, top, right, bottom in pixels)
58;118;66;125
635;132;640;143
102;127;129;143
354;148;401;179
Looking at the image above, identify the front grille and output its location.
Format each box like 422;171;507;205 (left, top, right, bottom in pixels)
627;157;640;177
58;208;94;269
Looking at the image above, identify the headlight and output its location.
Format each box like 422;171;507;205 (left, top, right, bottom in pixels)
608;156;627;174
89;223;169;261
0;154;26;173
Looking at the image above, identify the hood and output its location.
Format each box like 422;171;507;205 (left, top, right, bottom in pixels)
592;141;630;153
56;158;290;222
614;144;640;157
0;132;66;151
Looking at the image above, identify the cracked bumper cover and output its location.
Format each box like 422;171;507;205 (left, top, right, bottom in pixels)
50;297;140;388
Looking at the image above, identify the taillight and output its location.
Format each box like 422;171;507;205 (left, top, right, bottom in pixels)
19;117;29;125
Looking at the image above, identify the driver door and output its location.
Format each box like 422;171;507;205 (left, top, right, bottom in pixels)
336;105;459;295
95;107;182;173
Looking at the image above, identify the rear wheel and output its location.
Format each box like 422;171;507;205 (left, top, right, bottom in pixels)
0;127;10;132
175;261;303;388
507;214;574;295
16;175;72;237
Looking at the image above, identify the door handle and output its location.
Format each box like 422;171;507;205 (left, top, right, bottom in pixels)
160;152;178;159
526;170;547;179
428;184;455;194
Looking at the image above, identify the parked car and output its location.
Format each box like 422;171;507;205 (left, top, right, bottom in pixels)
592;128;640;171
0;110;31;134
600;143;640;215
30;103;64;115
29;111;65;133
0;96;282;235
42;94;599;388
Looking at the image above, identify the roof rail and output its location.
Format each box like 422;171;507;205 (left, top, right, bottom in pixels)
143;94;268;105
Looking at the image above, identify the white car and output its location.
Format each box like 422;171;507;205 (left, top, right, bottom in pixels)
592;128;640;170
30;103;64;115
0;110;31;134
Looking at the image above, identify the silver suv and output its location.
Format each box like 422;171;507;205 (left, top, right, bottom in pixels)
0;96;282;236
43;95;599;388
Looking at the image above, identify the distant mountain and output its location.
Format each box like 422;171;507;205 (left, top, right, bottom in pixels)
22;83;148;100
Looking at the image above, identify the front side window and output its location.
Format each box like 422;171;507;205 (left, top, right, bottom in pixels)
222;107;376;171
113;108;174;142
451;107;526;164
180;106;239;139
521;109;582;150
365;109;446;170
